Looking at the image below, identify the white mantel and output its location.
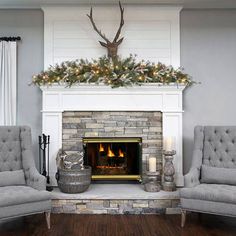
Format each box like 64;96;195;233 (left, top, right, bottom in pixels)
41;84;185;186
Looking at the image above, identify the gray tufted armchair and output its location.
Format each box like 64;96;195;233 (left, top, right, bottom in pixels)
0;126;51;229
180;126;236;227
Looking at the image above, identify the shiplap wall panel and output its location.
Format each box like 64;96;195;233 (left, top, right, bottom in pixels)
43;6;182;69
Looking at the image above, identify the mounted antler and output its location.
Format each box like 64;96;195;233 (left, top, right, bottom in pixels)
87;1;124;60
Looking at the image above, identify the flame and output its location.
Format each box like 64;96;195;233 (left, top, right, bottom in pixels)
99;143;104;152
107;145;115;157
118;149;124;157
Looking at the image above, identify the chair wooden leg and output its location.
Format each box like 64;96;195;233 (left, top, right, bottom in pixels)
181;210;187;228
45;212;51;229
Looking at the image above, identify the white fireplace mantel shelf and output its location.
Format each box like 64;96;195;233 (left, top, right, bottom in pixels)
41;83;186;113
40;83;186;186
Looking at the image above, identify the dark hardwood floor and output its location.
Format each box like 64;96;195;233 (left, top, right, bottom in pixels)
0;213;236;236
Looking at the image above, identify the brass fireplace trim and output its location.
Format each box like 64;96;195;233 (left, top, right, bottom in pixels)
92;175;141;180
83;137;142;181
83;137;142;143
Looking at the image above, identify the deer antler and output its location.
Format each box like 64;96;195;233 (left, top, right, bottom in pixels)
87;7;110;44
87;1;125;60
113;1;124;44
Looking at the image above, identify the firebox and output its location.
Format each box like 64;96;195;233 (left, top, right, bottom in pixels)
83;137;142;181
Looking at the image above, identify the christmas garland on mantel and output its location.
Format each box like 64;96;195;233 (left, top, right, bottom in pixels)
32;55;193;88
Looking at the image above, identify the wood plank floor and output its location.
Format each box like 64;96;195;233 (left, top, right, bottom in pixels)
0;213;236;236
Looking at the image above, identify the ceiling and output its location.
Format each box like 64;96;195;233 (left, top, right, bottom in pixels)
0;0;236;9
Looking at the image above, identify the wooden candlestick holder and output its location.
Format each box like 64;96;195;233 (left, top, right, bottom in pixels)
162;150;176;192
144;171;161;192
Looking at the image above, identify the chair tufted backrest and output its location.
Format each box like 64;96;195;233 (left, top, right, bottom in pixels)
203;126;236;168
0;126;23;172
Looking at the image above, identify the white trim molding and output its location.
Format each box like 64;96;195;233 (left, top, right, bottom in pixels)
40;84;186;186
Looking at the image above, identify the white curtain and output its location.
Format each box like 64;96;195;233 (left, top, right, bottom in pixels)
0;41;17;125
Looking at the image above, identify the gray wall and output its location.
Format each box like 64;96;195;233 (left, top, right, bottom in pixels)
0;10;43;165
1;9;236;172
181;9;236;173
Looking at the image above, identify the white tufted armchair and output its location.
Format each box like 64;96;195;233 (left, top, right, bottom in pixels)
0;126;51;229
180;126;236;227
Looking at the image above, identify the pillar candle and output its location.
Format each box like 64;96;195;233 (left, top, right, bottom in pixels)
164;137;174;152
149;157;157;172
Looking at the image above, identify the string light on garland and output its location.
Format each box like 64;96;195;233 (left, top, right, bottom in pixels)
31;55;194;88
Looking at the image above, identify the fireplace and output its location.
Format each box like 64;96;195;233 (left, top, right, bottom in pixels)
62;111;162;182
41;84;185;186
83;137;142;181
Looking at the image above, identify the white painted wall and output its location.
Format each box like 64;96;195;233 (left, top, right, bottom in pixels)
42;6;181;69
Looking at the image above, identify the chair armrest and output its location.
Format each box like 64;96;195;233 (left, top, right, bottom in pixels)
184;168;200;188
25;167;47;191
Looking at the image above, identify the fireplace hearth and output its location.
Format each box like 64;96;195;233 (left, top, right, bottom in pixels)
83;137;142;181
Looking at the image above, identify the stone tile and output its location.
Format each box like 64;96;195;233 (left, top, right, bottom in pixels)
63;129;78;134
52;207;63;213
142;148;159;154
110;200;125;204
76;209;94;214
124;121;137;127
74;112;93;116
63;112;75;117
86;123;104;129
86;200;104;210
128;118;148;122
166;208;181;214
172;199;180;208
104;127;124;132
123;209;142;215
117;122;126;126
110;203;118;208
103;121;117;126
76;204;87;211
103;200;110;208
124;128;143;134
84;132;99;137
62;204;76;213
142;208;166;214
149;200;172;208
107;209;119;214
98;133;115;137
133;203;149;208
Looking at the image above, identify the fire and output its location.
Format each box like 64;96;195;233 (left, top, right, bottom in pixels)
107;145;115;157
118;149;124;157
99;143;104;152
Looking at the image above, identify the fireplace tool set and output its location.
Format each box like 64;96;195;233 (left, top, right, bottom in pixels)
38;134;53;191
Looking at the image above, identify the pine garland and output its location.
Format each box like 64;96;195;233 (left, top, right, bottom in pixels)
32;55;193;88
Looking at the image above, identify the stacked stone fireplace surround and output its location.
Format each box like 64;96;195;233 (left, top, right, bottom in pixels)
62;111;163;174
51;110;181;215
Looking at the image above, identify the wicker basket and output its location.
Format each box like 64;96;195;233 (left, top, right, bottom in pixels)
56;166;91;193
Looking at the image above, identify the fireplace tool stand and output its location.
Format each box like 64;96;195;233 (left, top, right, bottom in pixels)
39;134;53;191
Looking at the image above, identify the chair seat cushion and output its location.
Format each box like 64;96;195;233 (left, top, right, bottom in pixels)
180;184;236;205
0;186;51;207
